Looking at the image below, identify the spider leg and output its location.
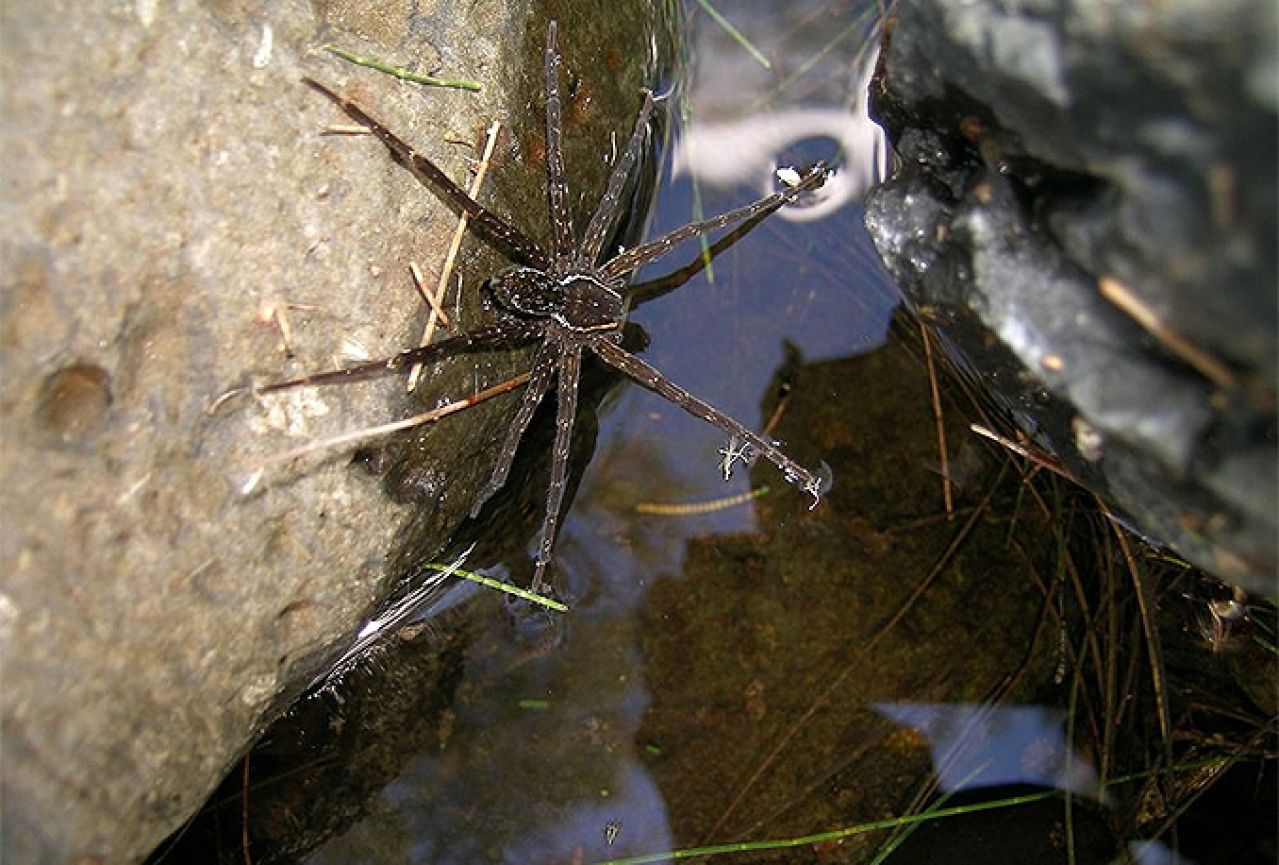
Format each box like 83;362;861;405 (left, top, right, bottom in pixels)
577;89;657;268
591;336;827;504
258;318;541;393
543;21;575;269
531;342;582;592
303;78;552;271
627;198;776;309
600;162;829;281
469;339;558;518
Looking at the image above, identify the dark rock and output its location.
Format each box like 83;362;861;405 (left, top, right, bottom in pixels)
887;785;1118;865
863;0;1276;592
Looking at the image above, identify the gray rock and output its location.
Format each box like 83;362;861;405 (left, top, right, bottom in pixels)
0;0;661;861
864;0;1276;592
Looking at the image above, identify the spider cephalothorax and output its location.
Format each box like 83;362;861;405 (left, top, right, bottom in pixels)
264;21;832;590
488;268;625;332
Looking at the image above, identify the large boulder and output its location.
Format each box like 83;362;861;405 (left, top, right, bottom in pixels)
0;0;661;861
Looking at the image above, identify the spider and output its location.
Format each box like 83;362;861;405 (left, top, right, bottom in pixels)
263;21;832;591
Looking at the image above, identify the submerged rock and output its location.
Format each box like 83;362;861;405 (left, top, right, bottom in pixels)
863;0;1276;593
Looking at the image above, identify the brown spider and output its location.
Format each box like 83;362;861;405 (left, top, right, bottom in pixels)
263;21;832;591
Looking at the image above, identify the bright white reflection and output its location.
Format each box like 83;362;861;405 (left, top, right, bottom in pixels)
874;703;1100;795
674;107;888;222
673;45;887;221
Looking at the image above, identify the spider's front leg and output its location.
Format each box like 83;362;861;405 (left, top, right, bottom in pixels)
601;162;830;281
302;78;552;272
542;20;575;268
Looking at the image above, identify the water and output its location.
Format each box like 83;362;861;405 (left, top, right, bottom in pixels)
155;2;1277;863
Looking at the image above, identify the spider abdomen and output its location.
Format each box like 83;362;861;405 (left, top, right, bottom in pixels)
489;266;564;318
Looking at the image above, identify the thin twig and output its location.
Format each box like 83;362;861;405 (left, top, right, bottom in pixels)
1097;275;1235;389
969;423;1077;482
321;123;375;136
241;755;252;865
258;372;529;468
1143;720;1277;846
408;261;452;327
408;120;502;391
760;385;792;439
1103;499;1175;769
920;322;954;519
1065;637;1084;865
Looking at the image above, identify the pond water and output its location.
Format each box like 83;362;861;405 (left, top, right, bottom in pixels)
152;2;1275;864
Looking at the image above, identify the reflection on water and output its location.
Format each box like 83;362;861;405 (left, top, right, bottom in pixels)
309;605;676;864
673;0;886;222
675;106;887;222
874;703;1099;795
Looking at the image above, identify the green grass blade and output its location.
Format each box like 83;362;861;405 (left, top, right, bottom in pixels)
694;0;771;69
589;753;1264;865
589;790;1059;865
866;763;991;865
322;45;482;91
422;562;568;612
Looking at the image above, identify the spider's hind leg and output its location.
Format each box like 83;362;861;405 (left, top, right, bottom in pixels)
590;336;829;507
258;319;542;393
530;344;582;592
469;340;557;518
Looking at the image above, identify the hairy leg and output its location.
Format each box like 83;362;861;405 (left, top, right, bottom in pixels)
531;343;582;592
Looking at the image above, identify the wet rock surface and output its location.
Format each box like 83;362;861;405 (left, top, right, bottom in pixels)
151;602;473;864
863;0;1276;593
0;0;656;861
